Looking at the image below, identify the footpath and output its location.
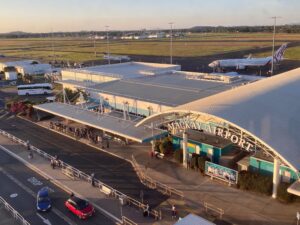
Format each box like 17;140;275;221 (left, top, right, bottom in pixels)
33;119;300;225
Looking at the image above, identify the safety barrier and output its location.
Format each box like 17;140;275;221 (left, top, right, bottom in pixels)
0;196;30;225
121;216;138;225
0;129;160;221
132;155;184;199
203;201;224;219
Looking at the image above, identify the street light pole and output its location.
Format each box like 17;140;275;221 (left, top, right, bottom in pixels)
105;26;110;65
271;16;280;76
169;22;174;64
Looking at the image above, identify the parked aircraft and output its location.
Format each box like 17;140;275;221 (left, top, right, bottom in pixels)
208;43;288;70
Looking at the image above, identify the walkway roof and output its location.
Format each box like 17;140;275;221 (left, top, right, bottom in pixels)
33;102;166;143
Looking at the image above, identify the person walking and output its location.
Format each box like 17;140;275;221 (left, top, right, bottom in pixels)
26;140;30;151
91;173;95;187
172;205;177;219
50;158;55;169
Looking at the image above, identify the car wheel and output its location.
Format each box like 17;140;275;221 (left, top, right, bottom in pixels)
44;92;47;95
26;93;29;96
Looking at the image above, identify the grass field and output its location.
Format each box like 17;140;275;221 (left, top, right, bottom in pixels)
0;32;300;63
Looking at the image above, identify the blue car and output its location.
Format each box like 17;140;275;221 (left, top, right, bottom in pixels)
37;187;51;211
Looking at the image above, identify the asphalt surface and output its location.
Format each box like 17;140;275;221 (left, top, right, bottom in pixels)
0;146;114;225
0;111;168;208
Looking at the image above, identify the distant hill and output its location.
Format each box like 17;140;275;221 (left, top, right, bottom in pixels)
190;25;300;33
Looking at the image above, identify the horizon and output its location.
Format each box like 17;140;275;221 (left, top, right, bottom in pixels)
1;0;299;33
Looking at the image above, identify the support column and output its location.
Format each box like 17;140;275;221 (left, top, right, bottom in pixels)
182;131;188;168
272;157;280;199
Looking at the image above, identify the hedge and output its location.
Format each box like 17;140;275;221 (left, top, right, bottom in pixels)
238;171;273;195
277;182;295;203
174;149;183;163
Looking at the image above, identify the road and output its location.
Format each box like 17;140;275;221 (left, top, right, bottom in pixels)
0;145;114;225
0;111;168;208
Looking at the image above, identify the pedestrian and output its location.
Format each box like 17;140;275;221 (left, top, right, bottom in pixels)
50;158;55;169
28;151;33;159
91;173;95;187
26;140;30;151
143;204;149;217
106;140;110;148
70;192;74;198
172;205;177;219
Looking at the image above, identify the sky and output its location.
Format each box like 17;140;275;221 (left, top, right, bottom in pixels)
1;0;299;33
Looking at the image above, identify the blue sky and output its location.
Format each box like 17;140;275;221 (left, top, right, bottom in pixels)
1;0;299;32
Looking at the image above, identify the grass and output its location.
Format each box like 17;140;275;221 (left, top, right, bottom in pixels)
0;33;299;62
254;46;300;60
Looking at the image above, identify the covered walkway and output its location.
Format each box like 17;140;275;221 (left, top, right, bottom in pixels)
33;102;166;143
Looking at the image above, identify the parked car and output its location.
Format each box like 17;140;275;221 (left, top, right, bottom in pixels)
37;187;51;211
65;196;95;219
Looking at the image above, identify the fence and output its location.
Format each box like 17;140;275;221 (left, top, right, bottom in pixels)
0;129;161;221
121;216;138;225
203;201;224;219
132;155;184;199
0;196;30;225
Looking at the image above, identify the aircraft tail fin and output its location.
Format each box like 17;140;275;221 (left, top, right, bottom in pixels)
273;43;288;63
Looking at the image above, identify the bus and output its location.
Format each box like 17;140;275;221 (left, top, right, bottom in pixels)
17;83;53;96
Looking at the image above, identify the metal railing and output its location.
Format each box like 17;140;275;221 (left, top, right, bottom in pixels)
132;155;184;199
0;129;160;221
0;196;30;225
121;216;138;225
203;201;224;219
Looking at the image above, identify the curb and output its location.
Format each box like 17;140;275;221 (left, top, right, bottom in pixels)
0;143;122;224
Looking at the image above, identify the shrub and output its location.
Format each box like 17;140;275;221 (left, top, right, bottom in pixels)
158;137;173;155
174;149;183;163
277;183;295;203
197;155;210;173
238;171;272;195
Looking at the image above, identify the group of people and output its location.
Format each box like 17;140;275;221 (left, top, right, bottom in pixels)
50;155;61;169
49;121;111;148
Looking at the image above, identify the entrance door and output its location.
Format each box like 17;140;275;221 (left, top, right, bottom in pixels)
196;145;201;155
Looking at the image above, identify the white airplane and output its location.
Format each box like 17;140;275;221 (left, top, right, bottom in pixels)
208;43;288;70
103;54;130;61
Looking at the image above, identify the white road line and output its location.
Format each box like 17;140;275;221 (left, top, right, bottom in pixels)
0;166;77;225
0;143;121;224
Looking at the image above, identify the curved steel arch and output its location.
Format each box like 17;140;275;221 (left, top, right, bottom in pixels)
136;109;297;172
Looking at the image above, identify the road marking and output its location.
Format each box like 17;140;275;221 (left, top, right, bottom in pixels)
37;213;52;225
0;166;77;225
10;193;18;198
27;176;43;186
0;112;9;119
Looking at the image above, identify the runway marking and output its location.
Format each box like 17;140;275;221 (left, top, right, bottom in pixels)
0;167;77;225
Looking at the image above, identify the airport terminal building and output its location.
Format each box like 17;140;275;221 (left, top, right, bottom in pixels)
33;61;300;198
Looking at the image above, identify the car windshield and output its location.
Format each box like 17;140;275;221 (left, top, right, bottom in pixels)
38;197;50;203
76;199;89;210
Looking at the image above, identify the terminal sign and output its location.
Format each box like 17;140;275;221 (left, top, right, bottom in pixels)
167;119;254;152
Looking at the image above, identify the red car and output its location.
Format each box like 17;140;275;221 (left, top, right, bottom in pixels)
65;196;95;219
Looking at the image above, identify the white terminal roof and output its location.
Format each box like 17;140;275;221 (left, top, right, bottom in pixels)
60;72;258;107
33;102;166;143
64;62;181;79
176;68;300;170
0;60;39;67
